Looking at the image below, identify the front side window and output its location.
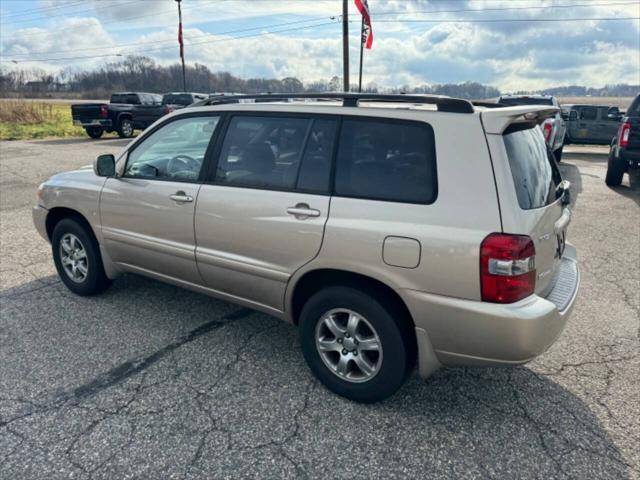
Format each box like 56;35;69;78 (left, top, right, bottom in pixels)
334;118;437;204
503;124;562;210
125;116;220;181
216;116;312;190
579;107;597;121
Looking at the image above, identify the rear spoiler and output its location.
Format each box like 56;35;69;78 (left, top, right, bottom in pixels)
481;105;559;134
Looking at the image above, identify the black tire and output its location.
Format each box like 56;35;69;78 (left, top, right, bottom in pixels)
52;218;112;296
116;117;134;138
299;286;412;403
605;150;626;186
554;145;563;163
85;126;103;139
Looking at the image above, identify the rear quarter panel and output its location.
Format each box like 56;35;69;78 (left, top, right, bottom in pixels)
293;109;502;303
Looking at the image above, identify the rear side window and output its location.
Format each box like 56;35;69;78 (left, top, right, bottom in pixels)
503;125;561;210
334;118;437;204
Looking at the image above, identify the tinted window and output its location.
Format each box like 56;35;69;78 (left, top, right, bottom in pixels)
499;97;553;106
163;94;194;106
579;107;597;120
216;116;311;189
334;119;437;204
110;94;140;104
503;125;561;210
125;116;220;181
296;119;337;192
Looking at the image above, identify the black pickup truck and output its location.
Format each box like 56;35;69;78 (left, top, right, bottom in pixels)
71;92;162;139
132;92;208;130
606;94;640;186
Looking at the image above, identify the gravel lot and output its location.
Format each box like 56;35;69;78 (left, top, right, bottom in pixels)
1;137;638;479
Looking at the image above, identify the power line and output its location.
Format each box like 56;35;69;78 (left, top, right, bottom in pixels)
4;16;336;57
3;21;339;63
375;16;640;24
0;0;140;25
0;1;86;19
3;0;637;58
3;0;637;41
5;13;638;64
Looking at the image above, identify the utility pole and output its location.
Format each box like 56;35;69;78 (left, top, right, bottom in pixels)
358;16;364;92
342;0;349;92
175;0;186;92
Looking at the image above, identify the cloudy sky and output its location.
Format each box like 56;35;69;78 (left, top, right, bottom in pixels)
1;0;639;90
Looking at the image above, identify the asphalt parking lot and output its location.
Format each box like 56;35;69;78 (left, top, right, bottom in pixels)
1;137;638;479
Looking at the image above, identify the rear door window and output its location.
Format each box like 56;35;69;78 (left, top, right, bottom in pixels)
503;124;562;209
334;118;437;204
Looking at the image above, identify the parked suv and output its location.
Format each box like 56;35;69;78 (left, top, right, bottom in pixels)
34;94;580;403
498;95;566;162
606;93;640;186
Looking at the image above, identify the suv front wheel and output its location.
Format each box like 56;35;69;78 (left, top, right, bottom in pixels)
52;218;112;296
299;286;412;403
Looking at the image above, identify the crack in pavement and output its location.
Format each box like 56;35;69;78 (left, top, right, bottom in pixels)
0;307;254;429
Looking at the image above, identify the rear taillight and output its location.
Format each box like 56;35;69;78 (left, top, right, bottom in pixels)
618;121;631;147
163;105;174;115
99;104;108;118
542;121;553;142
480;233;536;303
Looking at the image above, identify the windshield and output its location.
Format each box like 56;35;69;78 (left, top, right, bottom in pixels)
110;94;139;104
503;124;562;209
162;94;193;106
500;97;553;106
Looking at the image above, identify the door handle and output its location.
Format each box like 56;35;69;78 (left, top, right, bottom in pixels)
169;191;193;203
287;203;320;218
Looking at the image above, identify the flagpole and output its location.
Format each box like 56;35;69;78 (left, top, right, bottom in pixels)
342;0;349;92
358;16;364;92
175;0;186;92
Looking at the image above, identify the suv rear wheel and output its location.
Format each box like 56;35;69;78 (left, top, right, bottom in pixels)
52;218;112;296
605;149;626;186
299;286;411;403
117;117;134;138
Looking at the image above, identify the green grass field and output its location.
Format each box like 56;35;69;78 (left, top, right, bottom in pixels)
0;102;82;140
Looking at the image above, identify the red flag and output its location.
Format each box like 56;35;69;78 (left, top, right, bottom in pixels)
354;0;373;49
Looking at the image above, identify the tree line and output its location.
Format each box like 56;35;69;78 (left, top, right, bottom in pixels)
0;55;636;100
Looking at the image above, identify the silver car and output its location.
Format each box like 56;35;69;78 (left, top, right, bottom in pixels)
33;94;580;403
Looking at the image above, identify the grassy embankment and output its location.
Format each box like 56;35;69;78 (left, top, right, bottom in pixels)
0;100;118;141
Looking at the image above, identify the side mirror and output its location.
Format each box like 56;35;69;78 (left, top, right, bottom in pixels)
94;154;116;177
569;111;578;121
607;113;622;121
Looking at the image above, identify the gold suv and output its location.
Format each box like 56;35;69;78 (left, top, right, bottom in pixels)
33;94;580;402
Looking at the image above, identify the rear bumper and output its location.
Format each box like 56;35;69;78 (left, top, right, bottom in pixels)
32;205;49;241
402;244;579;378
618;148;640;169
73;119;112;128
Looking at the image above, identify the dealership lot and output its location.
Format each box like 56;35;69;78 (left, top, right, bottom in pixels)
0;138;638;479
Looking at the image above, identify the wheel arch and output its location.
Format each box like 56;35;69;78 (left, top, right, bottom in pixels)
46;207;97;242
290;268;414;327
289;268;418;370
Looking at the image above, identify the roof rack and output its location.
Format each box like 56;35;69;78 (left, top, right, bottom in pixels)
194;93;475;114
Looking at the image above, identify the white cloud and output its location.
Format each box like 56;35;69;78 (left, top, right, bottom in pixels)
1;0;638;90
